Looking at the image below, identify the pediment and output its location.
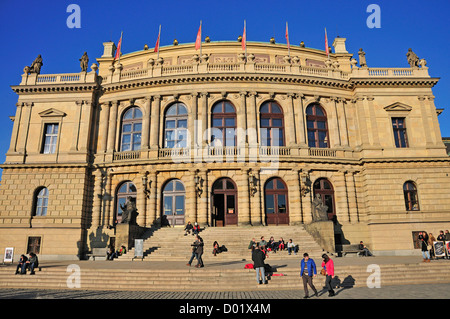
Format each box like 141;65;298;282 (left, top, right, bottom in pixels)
38;108;66;118
383;102;413;112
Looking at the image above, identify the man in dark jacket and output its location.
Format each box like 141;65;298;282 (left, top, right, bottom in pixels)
300;253;318;298
194;235;204;268
252;243;266;284
25;252;39;275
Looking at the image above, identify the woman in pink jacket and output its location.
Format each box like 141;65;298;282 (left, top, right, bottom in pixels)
321;254;335;297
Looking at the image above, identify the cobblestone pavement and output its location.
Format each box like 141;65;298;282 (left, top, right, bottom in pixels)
1;283;449;299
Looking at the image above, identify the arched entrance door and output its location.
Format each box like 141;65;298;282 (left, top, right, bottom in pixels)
313;178;335;220
162;179;185;226
264;177;289;225
116;181;137;224
211;178;238;227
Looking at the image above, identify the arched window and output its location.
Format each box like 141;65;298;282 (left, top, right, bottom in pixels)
306;104;329;148
211;100;236;147
264;177;289;225
33;187;49;216
403;181;419;211
260;101;285;147
164;103;188;148
116;181;137;223
313;178;335;220
120;106;142;151
162;179;185;226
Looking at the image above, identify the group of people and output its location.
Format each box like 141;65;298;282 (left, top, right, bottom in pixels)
248;236;299;255
419;230;450;262
183;221;201;236
186;234;204;268
106;245;127;260
251;242;336;297
15;252;39;275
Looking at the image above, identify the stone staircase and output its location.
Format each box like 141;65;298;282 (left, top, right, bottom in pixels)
1;261;450;292
116;225;326;262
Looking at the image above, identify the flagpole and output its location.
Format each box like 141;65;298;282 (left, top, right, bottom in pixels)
286;22;290;58
199;20;202;58
157;25;161;60
244;20;247;61
118;31;123;64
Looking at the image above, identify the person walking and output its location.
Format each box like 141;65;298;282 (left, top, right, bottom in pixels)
252;243;266;285
321;254;335;297
300;253;318;298
194;235;204;268
418;231;430;262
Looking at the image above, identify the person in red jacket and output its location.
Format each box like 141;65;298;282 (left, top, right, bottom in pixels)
321;254;335;297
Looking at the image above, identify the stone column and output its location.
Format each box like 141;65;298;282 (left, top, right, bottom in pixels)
427;95;445;147
7;103;23;154
107;101;119;153
186;169;197;224
250;168;263;226
150;95;161;150
17;102;33;156
337;98;350;148
301;169;313;224
288;169;302;225
79;101;93;152
99;102;110;154
200;93;209;147
335;170;349;223
285;93;297;147
189;93;198;151
352;96;369;148
92;169;103;228
345;169;358;223
295;94;307;147
198;169;209;225
365;96;381;147
147;171;157;226
141;97;151;152
247;92;258;162
70;101;83;152
238;168;251;225
137;171;147;226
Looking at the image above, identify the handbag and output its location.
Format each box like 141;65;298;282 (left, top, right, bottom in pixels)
320;268;326;276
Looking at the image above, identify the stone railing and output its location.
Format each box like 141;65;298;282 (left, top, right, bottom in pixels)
104;60;352;84
113;150;141;161
350;67;429;78
259;146;291;156
308;148;337;157
20;70;98;86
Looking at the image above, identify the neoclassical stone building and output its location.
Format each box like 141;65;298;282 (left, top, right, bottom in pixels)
1;36;449;260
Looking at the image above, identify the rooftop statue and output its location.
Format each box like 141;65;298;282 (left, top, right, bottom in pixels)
24;55;43;75
406;48;419;68
80;52;89;72
358;48;367;67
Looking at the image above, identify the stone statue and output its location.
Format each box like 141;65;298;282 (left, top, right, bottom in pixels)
80;52;89;72
312;194;329;222
119;196;138;225
24;55;43;75
406;48;419;68
358;48;367;67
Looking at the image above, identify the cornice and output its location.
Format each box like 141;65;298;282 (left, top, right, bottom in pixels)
10;83;99;95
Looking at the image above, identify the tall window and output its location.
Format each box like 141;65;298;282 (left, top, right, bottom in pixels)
162;179;185;226
42;123;59;154
306;104;329;148
211;100;236;147
260;101;285;147
392;118;408;148
404;181;419;211
264;177;289;225
164;103;188;148
33;187;49;216
120;107;142;151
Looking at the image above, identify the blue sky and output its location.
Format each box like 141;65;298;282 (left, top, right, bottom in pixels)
0;0;449;173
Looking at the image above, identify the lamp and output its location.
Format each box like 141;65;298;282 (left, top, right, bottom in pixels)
142;172;150;198
194;170;203;198
248;169;257;197
300;171;311;197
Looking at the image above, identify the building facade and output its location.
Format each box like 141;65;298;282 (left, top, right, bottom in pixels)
1;36;449;260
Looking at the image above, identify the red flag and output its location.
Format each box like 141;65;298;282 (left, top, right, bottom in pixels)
324;28;329;57
242;20;246;51
285;22;290;51
154;25;161;53
114;32;123;60
195;22;202;50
